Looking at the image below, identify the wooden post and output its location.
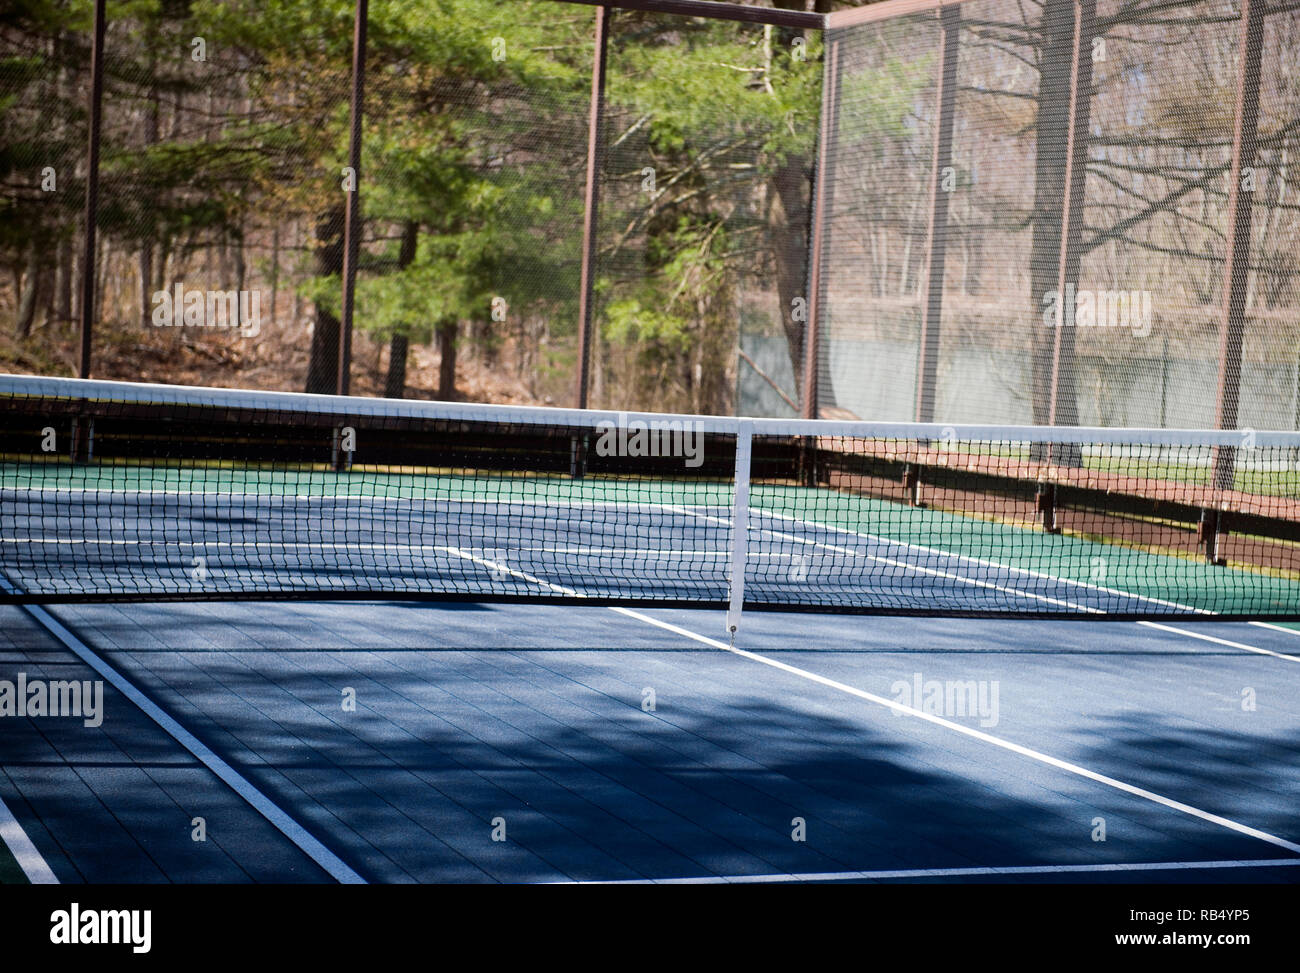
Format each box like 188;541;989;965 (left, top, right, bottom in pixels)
574;6;611;411
1212;0;1265;490
78;0;107;379
914;5;960;424
338;0;369;396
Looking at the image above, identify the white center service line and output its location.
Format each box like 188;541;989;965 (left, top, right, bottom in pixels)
0;793;58;884
608;606;1300;856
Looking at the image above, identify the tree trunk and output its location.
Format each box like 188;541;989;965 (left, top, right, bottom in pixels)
386;333;409;399
234;226;246;294
269;225;280;327
292;224;303;327
436;319;458;400
383;221;420;398
138;243;154;328
769;157;812;398
56;236;73;326
305;204;346;393
138;67;159;329
768;1;823;402
15;244;40;339
37;260;55;331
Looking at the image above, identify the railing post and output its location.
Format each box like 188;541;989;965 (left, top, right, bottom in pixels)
1048;0;1096;435
78;0;107;380
1213;0;1265;490
337;0;369;397
574;5;612;412
802;39;838;420
914;5;961;424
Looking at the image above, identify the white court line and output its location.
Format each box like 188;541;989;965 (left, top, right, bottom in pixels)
446;548;580;596
447;551;1289;863
1139;621;1300;663
606;605;1300;856
0;485;729;508
669;503;1122;614
749;506;1209;614
0;539;750;559
571;856;1300;884
756;523;1104;613
661;499;1210;616
12;600;366;884
665;504;1295;663
1250;621;1300;638
0;793;58;884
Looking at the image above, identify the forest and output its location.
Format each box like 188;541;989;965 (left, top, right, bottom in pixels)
0;0;823;414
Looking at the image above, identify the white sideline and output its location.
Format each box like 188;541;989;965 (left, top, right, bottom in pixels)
15;600;366;884
0;792;58;884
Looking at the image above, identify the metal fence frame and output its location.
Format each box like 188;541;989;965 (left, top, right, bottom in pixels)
65;0;1277;447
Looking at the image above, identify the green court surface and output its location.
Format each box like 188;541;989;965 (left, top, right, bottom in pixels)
750;485;1300;616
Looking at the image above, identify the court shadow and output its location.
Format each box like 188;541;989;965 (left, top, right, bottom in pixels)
64;647;1296;883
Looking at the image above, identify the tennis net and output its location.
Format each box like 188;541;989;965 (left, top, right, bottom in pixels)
1;374;1298;624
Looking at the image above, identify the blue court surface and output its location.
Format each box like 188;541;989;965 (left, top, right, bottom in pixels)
1;599;1298;884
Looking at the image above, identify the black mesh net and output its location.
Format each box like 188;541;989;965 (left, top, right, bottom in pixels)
815;0;1300;434
598;10;820;416
816;12;941;422
3;374;1296;616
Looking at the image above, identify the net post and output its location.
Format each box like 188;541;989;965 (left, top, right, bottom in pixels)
1036;481;1059;533
331;425;353;472
70;416;93;465
569;433;588;479
1199;508;1225;565
726;420;753;639
798;436;819;487
904;465;923;507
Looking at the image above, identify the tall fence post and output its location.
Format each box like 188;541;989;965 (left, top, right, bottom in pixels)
801;39;838;420
574;5;611;411
337;0;369;397
78;0;107;380
914;5;961;424
1213;0;1265;490
1048;0;1096;439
